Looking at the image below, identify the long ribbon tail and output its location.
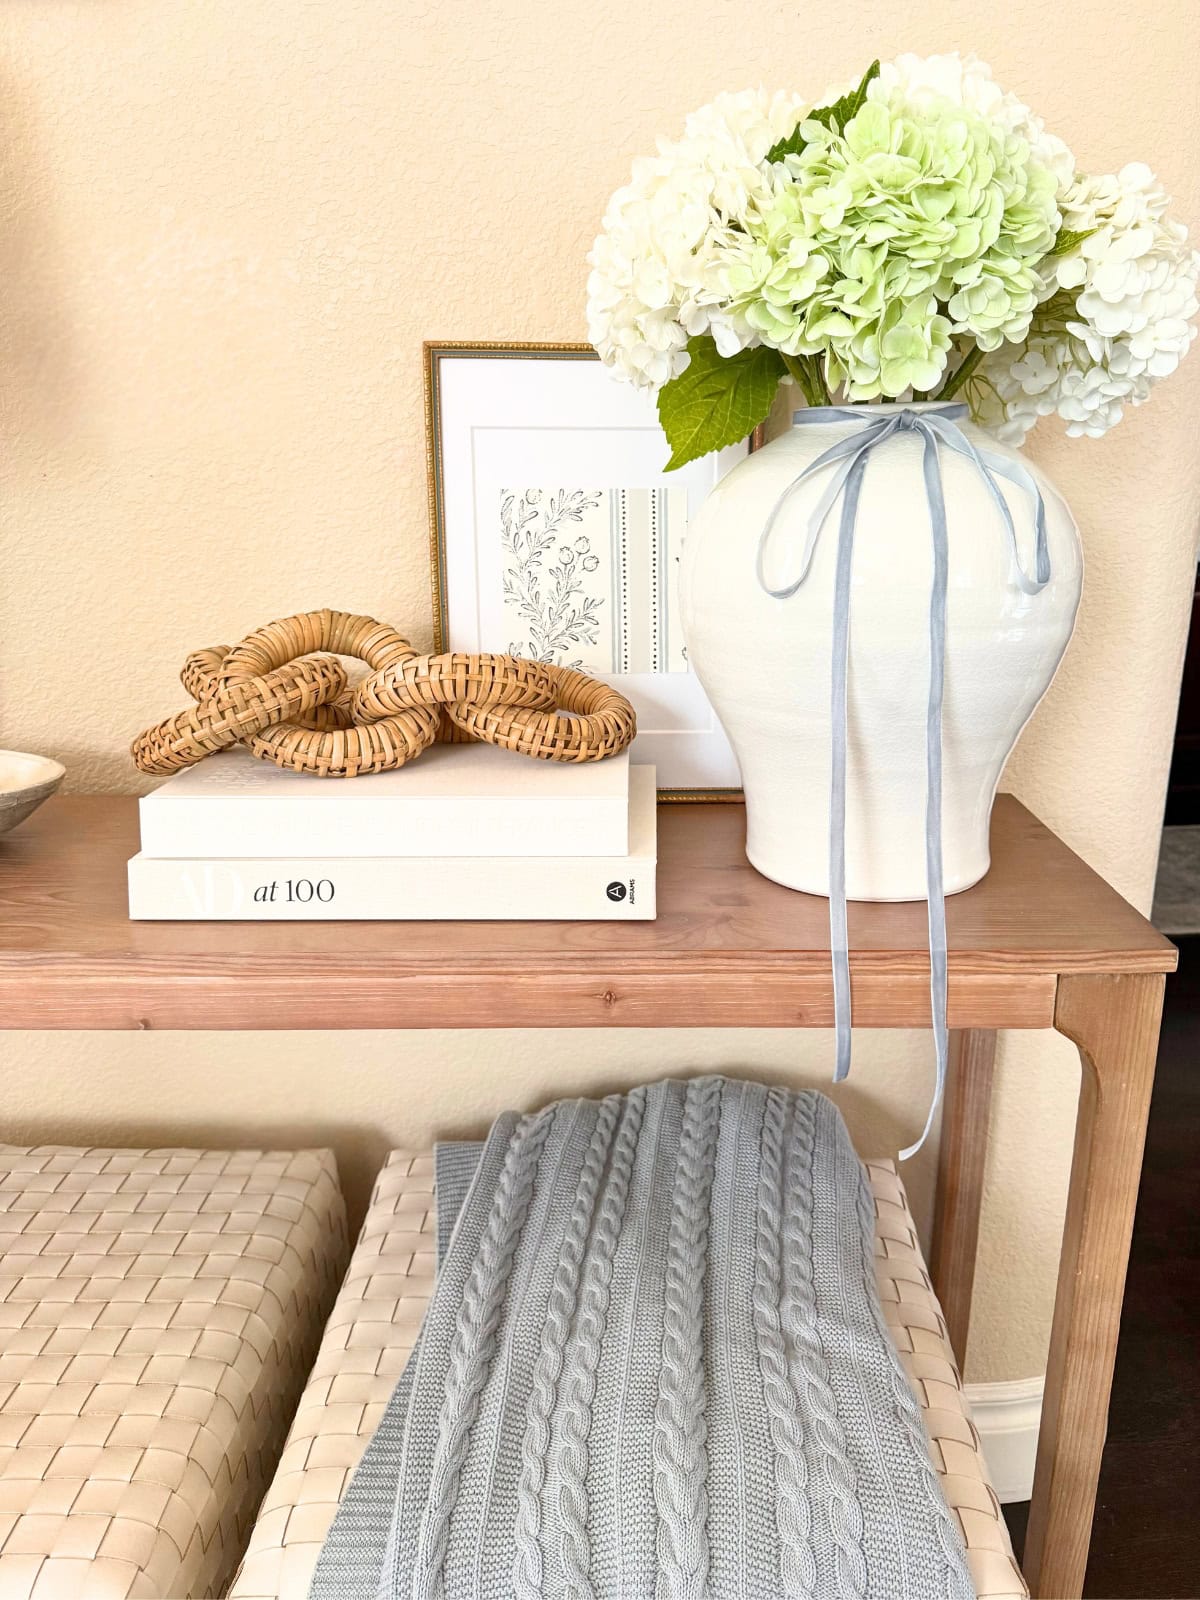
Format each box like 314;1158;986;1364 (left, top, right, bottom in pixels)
901;430;951;1161
830;453;868;1084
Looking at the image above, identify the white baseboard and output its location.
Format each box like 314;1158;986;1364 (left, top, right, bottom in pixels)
964;1375;1044;1503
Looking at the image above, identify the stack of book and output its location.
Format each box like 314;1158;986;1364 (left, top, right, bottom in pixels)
127;744;657;920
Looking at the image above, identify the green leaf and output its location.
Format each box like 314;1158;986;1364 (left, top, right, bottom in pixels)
1046;224;1097;257
765;125;807;165
807;58;881;134
656;336;785;471
765;59;880;162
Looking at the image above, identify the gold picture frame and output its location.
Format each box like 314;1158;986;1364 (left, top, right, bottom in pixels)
423;340;746;802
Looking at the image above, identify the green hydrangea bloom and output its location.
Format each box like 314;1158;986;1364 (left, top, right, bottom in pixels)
824;296;954;398
716;224;830;354
715;87;1060;398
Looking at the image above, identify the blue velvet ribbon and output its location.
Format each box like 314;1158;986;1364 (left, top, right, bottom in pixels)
756;404;1052;1158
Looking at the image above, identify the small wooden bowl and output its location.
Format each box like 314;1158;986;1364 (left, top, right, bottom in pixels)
0;751;66;837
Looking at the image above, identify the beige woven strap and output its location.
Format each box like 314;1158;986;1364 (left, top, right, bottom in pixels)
131;611;637;778
0;1144;348;1600
866;1161;1028;1600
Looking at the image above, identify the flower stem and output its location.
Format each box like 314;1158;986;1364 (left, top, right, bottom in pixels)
781;353;816;406
935;344;984;401
782;353;831;407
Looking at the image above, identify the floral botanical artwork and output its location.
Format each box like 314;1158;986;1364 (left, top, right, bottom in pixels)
500;487;689;673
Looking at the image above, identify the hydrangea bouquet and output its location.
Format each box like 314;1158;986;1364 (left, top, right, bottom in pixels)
587;55;1200;468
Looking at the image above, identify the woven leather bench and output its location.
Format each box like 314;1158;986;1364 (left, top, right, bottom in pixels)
0;1145;347;1599
231;1149;1027;1600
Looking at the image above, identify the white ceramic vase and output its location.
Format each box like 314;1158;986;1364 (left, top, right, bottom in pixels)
679;402;1083;899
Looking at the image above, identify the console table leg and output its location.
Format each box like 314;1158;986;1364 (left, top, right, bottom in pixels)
930;1028;997;1366
1024;971;1165;1599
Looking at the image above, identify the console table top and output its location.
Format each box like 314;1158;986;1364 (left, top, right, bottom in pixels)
0;793;1174;1030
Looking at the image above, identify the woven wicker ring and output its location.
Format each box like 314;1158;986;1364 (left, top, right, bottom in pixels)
130;654;349;777
444;665;637;762
351;652;558;722
216;610;440;778
132;611;638;777
181;646;353;731
180;647;232;704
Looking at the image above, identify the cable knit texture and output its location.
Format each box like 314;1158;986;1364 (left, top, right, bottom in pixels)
311;1079;974;1600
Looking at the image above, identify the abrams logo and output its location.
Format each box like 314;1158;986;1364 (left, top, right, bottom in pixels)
606;879;635;905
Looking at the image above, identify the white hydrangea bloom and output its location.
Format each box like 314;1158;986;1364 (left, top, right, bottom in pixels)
976;163;1200;441
587;90;806;387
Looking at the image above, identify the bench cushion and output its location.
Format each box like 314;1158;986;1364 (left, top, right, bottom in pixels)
0;1146;347;1599
232;1149;1026;1600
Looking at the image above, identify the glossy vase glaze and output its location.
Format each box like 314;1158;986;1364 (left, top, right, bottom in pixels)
679;403;1083;899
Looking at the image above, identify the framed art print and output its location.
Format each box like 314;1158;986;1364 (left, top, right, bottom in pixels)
425;341;747;799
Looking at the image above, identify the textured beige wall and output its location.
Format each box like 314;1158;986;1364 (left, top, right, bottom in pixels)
2;2;1199;1384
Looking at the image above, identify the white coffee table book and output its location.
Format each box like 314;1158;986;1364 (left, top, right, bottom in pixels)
137;741;631;858
128;764;657;920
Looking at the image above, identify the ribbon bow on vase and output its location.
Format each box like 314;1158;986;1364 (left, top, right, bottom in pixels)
756;404;1053;1158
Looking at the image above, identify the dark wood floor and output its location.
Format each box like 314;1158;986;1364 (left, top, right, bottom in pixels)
1003;937;1200;1598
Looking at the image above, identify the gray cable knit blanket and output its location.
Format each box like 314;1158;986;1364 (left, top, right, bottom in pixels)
312;1078;974;1600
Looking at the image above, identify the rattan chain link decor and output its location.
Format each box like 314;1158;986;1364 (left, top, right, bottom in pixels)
131;609;637;778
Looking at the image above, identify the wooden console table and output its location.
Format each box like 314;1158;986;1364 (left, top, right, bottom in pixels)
0;792;1176;1600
